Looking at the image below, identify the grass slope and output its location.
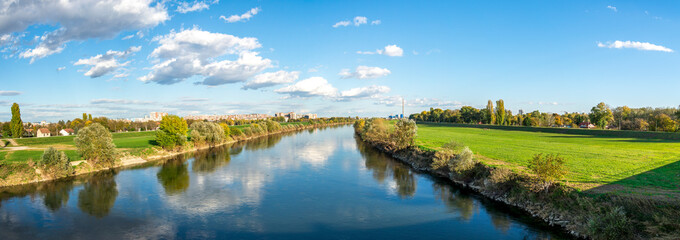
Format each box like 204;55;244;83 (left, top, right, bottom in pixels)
416;123;680;195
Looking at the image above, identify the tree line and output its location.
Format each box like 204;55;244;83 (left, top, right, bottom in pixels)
409;100;680;132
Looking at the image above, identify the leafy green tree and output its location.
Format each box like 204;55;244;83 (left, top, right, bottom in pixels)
39;147;73;178
460;106;481;123
10;103;23;138
74;123;117;167
219;123;231;138
190;121;224;146
156;115;188;149
495;99;506;125
82;113;87;121
652;114;677;132
484;100;495;124
589;102;614;129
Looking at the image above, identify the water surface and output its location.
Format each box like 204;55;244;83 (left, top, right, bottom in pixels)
0;126;571;239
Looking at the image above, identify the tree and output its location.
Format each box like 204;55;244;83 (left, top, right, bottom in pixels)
10;103;23;138
190;121;224;146
39;147;73;178
589;102;613;129
156;115;188;149
88;114;92;121
219;123;231;138
652;114;677;132
74;123;117;167
82;113;88;121
495;99;506;125
528;153;566;190
390;119;417;151
484;100;495;124
460;106;480;123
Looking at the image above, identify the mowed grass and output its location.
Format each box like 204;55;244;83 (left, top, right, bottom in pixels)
0;150;82;163
14;131;157;148
416;123;680;193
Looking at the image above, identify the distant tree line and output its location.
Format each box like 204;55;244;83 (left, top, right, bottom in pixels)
409;100;680;132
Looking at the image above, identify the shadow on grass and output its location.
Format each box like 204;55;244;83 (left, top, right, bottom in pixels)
148;140;159;146
584;160;680;198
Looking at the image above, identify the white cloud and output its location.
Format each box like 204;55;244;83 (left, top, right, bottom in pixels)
177;1;212;13
0;0;169;62
339;66;391;79
376;96;462;109
275;77;338;98
90;99;154;104
114;73;129;78
243;70;300;90
357;44;403;57
0;91;22;96
340;85;390;99
597;40;673;52
57;66;66;71
333;16;378;28
607;5;617;12
122;34;135;40
353;16;367;26
74;46;141;78
139;28;272;85
220;7;260;23
332;21;350;28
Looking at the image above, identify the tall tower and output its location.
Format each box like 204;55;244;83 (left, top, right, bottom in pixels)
401;98;405;118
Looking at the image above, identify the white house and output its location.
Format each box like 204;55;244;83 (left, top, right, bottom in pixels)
37;128;51;138
59;128;75;136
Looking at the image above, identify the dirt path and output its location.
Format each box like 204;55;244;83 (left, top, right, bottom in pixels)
7;139;18;146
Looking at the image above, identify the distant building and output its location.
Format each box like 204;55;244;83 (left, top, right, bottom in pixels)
135;112;168;122
59;129;75;136
579;122;596;129
37;128;51;138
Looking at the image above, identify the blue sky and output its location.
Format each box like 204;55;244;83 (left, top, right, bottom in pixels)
1;0;679;122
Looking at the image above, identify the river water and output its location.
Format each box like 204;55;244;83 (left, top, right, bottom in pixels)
0;126;572;239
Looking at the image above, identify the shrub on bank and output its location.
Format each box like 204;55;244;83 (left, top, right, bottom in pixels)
190;122;224;146
587;206;633;239
528;153;567;190
74;123;117;167
39;147;73;178
219;123;231;139
390;119;417;151
431;141;478;174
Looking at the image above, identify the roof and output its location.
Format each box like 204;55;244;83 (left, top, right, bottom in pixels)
62;128;75;133
38;128;50;134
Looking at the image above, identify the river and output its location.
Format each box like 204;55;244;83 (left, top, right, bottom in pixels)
0;126;572;239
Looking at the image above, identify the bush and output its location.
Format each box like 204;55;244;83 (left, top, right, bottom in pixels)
431;141;477;173
390;119;417;151
156;115;188;150
39;147;73;178
587;206;633;239
361;118;388;143
528;153;567;190
264;120;282;132
74;123;117;167
488;168;516;192
230;127;243;138
190;122;224;146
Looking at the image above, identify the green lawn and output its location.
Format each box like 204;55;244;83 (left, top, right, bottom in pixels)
416;123;680;193
13;131;157;147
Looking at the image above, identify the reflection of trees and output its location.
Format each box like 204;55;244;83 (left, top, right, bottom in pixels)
356;136;417;198
41;180;74;211
192;146;231;173
244;134;283;151
157;156;190;195
433;184;478;221
490;213;512;233
78;171;118;218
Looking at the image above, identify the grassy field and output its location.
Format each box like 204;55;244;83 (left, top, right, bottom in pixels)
0;131;157;164
415;123;680;195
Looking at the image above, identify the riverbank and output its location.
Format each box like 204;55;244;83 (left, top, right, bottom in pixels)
355;121;680;239
0;122;352;188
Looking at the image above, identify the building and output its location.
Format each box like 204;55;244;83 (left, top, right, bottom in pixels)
59;128;75;136
135;112;168;122
302;113;317;119
37;128;51;138
579;122;596;129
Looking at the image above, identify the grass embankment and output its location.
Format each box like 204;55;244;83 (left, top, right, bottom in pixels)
415;123;680;198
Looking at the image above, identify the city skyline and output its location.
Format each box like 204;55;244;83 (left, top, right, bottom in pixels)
2;1;680;122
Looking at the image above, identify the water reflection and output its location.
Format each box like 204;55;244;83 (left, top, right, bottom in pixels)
356;136;417;198
157;156;190;195
433;183;478;221
41;180;74;211
77;171;118;218
192;146;232;173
